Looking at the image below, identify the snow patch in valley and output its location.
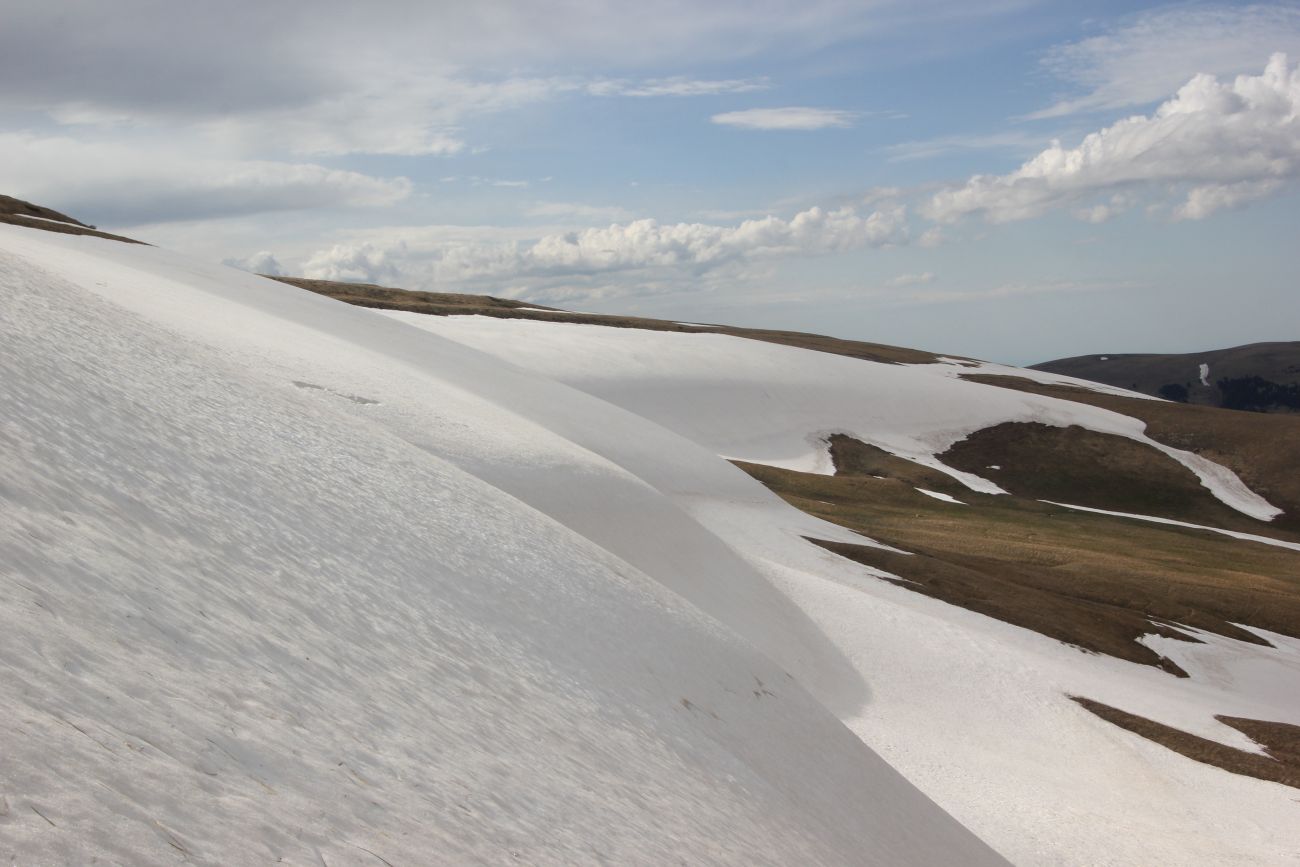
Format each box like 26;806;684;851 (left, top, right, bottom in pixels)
916;488;966;504
1041;501;1300;551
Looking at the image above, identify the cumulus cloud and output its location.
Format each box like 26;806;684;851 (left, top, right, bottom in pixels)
300;204;908;289
1033;4;1300;118
301;244;406;285
927;54;1300;224
711;107;858;130
888;271;935;287
223;251;285;276
884;131;1050;162
0;133;411;225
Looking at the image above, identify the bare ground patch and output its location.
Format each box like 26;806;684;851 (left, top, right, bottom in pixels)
735;448;1300;675
962;373;1300;533
1072;697;1300;790
0;194;89;226
0;214;145;245
938;421;1299;540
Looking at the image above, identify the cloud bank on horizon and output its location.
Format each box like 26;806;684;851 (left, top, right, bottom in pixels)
1;0;1297;362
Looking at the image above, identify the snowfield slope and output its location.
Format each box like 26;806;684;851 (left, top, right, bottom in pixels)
3;215;1300;866
0;225;1005;865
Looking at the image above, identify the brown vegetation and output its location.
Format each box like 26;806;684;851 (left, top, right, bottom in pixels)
268;275;944;365
0;195;144;244
0;194;89;226
1073;697;1300;790
0;213;144;244
735;439;1300;675
963;374;1300;533
940;421;1300;541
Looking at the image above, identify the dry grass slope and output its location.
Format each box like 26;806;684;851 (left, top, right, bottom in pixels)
1073;697;1300;790
736;439;1300;673
963;374;1300;533
0;195;144;244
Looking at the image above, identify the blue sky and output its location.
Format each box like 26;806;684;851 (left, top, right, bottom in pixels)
2;1;1298;363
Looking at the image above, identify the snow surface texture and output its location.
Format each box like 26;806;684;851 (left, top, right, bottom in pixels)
389;311;1300;865
385;316;1280;521
3;226;1299;865
0;227;1004;865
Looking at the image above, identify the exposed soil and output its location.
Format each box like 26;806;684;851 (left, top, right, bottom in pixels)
0;194;90;226
962;374;1300;533
736;447;1300;675
0;213;144;245
939;421;1299;540
1073;697;1300;790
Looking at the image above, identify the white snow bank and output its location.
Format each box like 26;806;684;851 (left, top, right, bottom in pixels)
916;488;966;504
1041;501;1300;552
392;311;1300;865
923;355;1162;400
0;226;1003;865
384;316;1280;520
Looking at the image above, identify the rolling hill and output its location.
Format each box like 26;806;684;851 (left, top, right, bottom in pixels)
1033;342;1300;412
2;204;1298;865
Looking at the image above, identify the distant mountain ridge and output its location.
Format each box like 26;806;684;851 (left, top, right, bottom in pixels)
1032;342;1300;412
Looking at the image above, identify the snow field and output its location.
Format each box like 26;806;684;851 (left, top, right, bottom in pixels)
0;226;1004;865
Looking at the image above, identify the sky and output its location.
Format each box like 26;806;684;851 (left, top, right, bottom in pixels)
2;0;1298;364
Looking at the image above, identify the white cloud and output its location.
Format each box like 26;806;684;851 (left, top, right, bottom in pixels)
884;131;1051;162
711;107;858;130
301;243;406;285
526;202;637;222
587;77;768;97
0;133;411;225
0;1;996;160
927;55;1300;224
223;251;285;276
888;271;935;287
299;204;908;290
917;227;946;248
1171;179;1283;221
1033;4;1300;118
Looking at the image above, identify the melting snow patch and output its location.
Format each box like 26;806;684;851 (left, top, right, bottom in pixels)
916;488;966;505
1199;363;1211;387
1041;502;1300;552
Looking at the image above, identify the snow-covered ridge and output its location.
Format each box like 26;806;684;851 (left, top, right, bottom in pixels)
0;226;1008;864
383;315;1281;521
3;224;1297;866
